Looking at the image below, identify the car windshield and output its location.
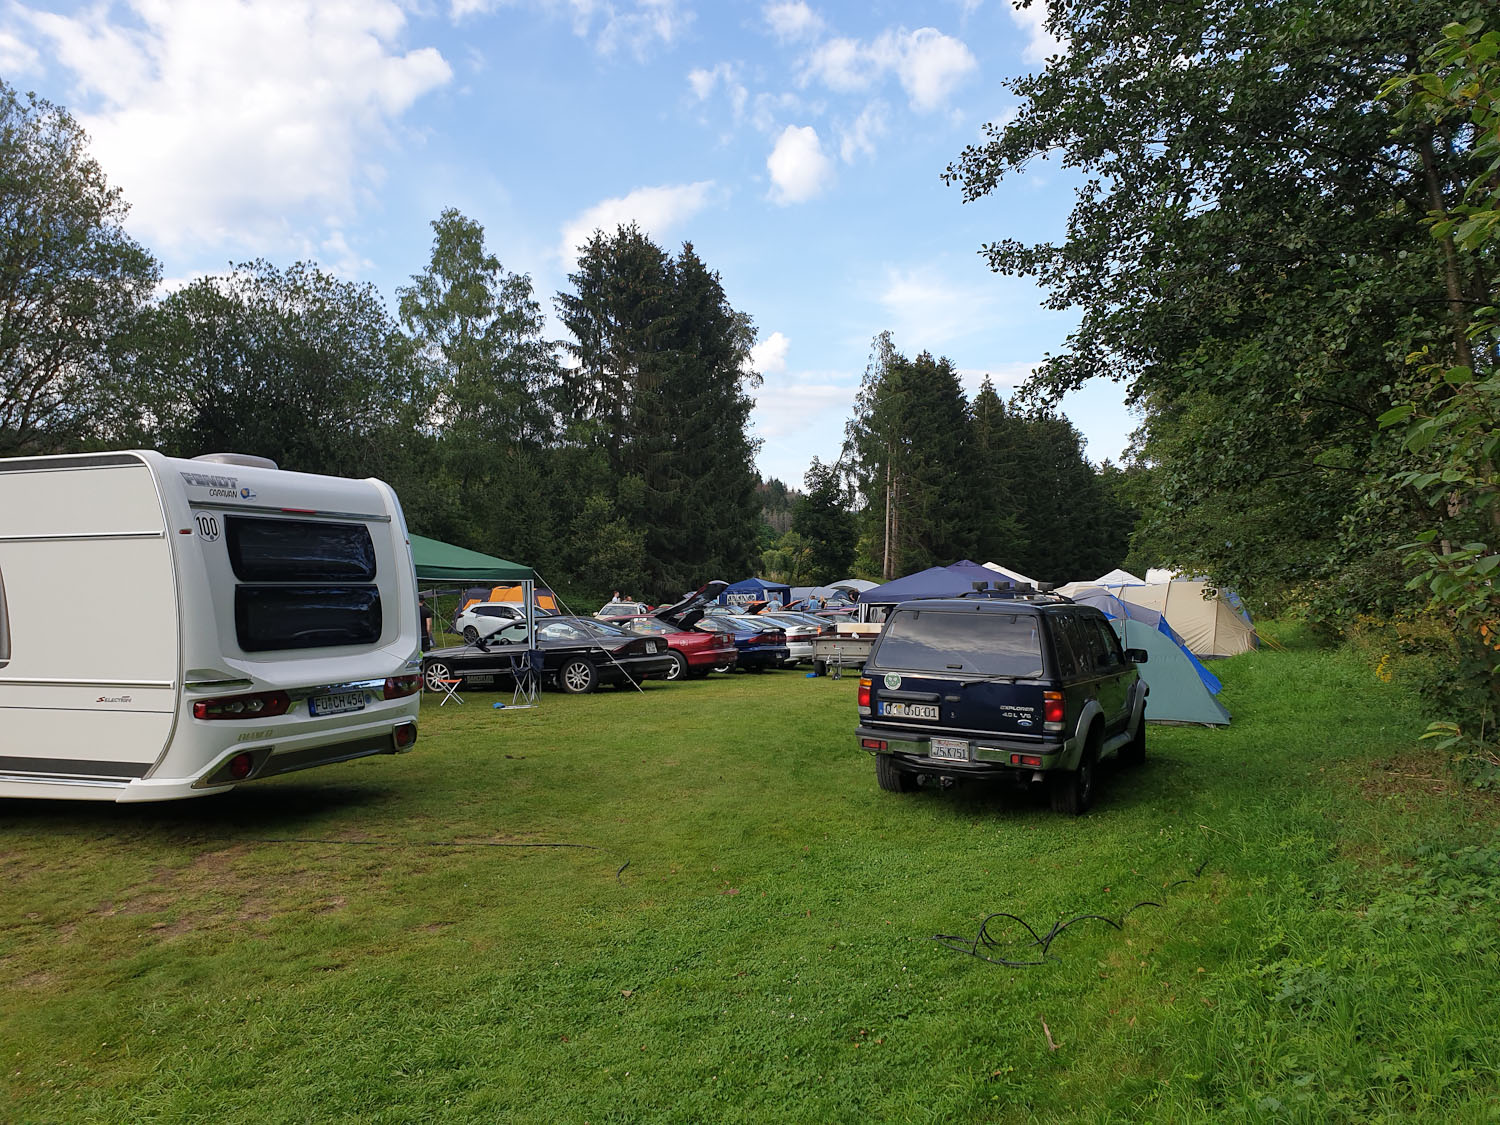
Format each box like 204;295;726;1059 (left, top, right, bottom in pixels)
622;619;670;635
579;619;629;636
872;610;1044;678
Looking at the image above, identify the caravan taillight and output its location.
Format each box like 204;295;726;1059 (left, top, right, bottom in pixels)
383;674;422;699
192;691;291;720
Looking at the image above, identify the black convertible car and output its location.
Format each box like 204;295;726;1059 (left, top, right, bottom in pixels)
421;616;677;695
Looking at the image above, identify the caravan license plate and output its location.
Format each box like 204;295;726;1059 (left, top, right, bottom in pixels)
309;691;365;716
881;701;938;720
929;737;970;762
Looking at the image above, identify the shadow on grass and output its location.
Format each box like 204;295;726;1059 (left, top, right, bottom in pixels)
893;753;1195;820
0;780;401;844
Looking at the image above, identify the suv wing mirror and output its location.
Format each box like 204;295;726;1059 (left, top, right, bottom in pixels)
1126;648;1149;664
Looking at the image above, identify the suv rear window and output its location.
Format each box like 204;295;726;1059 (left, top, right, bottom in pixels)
873;609;1044;678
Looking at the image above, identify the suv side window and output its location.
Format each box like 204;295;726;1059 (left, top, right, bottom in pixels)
1060;614;1093;675
1090;617;1124;670
1073;614;1110;673
1049;614;1078;678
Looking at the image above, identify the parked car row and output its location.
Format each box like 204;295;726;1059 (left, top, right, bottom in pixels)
422;582;804;696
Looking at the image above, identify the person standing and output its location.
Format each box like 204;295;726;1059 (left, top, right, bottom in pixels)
419;595;434;650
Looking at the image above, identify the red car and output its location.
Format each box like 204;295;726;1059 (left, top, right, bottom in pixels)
608;581;738;681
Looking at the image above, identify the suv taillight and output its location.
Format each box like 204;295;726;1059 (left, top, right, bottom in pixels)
858;677;871;710
1043;690;1064;730
193;691;291;720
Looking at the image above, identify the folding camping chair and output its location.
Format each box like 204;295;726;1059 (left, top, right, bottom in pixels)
505;648;543;709
433;676;465;707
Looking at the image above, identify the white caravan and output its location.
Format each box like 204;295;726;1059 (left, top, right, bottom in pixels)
0;451;422;801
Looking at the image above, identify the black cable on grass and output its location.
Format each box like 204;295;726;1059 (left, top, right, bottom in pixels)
931;858;1210;968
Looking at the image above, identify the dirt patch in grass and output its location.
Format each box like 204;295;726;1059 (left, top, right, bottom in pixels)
1353;746;1462;805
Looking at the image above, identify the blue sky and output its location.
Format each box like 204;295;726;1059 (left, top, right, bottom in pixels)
1;0;1136;487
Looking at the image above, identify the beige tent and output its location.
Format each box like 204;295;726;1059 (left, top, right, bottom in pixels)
1116;580;1257;658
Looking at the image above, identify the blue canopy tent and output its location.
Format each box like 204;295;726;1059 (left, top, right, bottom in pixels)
857;560;1015;605
720;577;793;608
1069;586;1231;726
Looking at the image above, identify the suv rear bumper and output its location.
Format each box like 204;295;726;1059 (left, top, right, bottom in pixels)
856;722;1074;778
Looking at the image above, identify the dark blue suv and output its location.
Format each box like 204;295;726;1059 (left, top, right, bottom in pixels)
856;598;1149;814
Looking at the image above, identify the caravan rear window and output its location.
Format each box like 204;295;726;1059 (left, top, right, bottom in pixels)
235;586;383;652
226;517;376;583
224;516;382;652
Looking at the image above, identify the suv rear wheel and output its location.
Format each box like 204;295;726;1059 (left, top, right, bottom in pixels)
1050;740;1098;815
875;754;917;793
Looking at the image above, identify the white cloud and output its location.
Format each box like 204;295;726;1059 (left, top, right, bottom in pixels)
838;101;887;163
688;61;747;118
750;330;790;374
763;1;823;43
896;28;978;111
749;90;805;134
558;180;716;268
1007;0;1064;64
17;0;450;258
802;36;869;93
594;0;691;58
0;27;39;72
878;265;1004;349
450;0;688;58
767;125;833;205
955;362;1037;395
802;26;976;112
751;371;855;442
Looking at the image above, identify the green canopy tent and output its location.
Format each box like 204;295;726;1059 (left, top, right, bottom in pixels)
409;534;533;584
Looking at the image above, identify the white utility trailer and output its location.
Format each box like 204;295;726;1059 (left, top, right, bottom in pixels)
0;451;422;801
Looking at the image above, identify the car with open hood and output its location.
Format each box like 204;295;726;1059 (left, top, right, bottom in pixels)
609;581;739;679
421;615;676;695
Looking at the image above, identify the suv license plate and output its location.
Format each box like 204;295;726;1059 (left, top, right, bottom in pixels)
882;702;938;720
309;691;365;716
929;737;970;762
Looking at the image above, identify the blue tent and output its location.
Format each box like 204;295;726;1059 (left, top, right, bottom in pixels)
857;560;1015;605
720;576;793;607
1069;586;1231;725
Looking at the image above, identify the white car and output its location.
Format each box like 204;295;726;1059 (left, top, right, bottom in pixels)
756;613;825;664
455;602;525;644
596;601;651;619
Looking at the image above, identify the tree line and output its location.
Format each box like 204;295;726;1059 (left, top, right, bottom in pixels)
4;77;1142;604
0;81;766;603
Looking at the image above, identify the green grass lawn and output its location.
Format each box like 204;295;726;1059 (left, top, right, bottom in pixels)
4;633;1500;1123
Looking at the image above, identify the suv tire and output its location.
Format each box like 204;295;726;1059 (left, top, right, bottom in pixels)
875;754;917;793
1050;739;1098;815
